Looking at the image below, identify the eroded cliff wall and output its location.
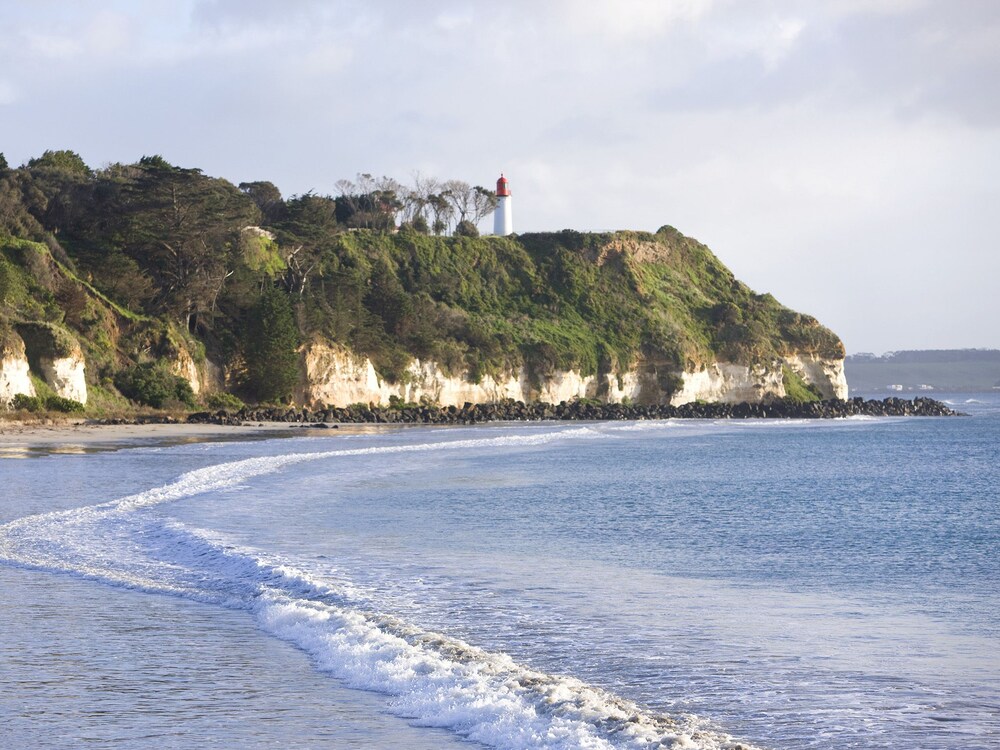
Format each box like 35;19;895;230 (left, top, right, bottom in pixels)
0;333;35;405
299;342;847;408
1;326;89;405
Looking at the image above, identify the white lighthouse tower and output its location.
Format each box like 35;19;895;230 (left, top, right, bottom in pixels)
493;173;513;236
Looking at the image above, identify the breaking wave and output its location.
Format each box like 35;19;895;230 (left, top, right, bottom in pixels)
0;427;758;750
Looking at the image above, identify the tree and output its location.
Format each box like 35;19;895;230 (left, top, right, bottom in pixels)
442;180;474;225
27;150;91;177
93;252;155;311
22;150;94;239
281;193;339;242
334;174;403;229
121;157;260;331
363;258;412;336
401;173;439;228
471;185;498;225
0;170;47;240
454;219;479;238
239;180;286;224
410;214;430;234
114;362;196;409
441;182;497;232
242;287;300;403
427;192;454;235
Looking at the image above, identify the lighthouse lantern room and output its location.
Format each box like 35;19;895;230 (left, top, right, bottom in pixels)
493;173;513;235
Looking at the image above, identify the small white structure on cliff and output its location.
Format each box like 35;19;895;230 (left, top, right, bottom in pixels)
493;173;513;235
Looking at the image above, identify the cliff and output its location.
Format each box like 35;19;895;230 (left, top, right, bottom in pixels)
0;151;846;413
301;344;846;408
295;227;846;406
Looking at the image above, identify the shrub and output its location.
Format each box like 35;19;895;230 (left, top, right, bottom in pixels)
453;219;479;238
205;391;245;411
387;394;418;410
115;362;196;408
45;395;85;413
11;393;43;412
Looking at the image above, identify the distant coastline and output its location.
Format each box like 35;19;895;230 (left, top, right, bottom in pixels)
845;349;1000;393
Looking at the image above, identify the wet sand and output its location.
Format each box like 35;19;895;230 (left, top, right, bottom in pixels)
0;420;351;457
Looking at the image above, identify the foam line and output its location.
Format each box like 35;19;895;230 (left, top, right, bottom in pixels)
0;426;760;750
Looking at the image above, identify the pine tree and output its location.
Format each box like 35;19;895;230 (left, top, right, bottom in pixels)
243;288;300;403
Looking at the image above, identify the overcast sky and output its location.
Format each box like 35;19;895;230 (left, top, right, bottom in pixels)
2;0;998;354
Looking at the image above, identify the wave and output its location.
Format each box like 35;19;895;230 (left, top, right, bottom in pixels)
0;427;759;750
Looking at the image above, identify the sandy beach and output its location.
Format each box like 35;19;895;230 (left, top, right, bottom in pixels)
0;419;348;456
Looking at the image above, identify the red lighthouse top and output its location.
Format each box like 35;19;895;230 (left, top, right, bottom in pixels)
496;173;511;197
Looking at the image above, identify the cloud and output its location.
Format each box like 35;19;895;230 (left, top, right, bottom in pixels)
0;80;17;106
433;10;474;32
834;1;1000;127
558;0;713;39
1;0;997;350
642;0;1000;127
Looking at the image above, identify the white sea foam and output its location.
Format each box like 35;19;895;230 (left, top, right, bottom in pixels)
0;426;760;750
256;590;750;750
604;420;679;433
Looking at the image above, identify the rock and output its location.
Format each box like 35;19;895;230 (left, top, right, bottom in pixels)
207;395;961;426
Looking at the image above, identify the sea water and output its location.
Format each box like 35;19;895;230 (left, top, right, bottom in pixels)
1;395;998;749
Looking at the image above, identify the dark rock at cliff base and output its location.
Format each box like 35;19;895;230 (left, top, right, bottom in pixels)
184;396;962;426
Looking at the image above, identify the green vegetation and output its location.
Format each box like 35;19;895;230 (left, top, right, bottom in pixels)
1;149;844;414
114;362;196;409
44;394;86;413
22;374;85;412
11;393;44;412
782;365;823;403
205;391;245;411
241;288;300;403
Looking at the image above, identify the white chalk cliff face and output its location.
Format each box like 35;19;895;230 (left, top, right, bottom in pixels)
662;354;847;405
783;353;849;400
171;347;224;397
299;342;848;408
2;327;89;406
173;348;203;396
666;362;784;405
39;342;88;405
0;334;35;405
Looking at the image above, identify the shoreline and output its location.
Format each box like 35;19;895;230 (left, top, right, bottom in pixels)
0;394;962;455
0;420;396;455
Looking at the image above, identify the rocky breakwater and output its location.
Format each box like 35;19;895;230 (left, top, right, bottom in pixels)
187;396;961;426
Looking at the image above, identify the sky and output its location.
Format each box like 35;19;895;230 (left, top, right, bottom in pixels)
2;0;998;354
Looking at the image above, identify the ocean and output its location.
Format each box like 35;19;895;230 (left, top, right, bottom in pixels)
1;394;998;749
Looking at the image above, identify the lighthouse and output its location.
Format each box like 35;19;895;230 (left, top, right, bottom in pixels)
493;173;513;236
